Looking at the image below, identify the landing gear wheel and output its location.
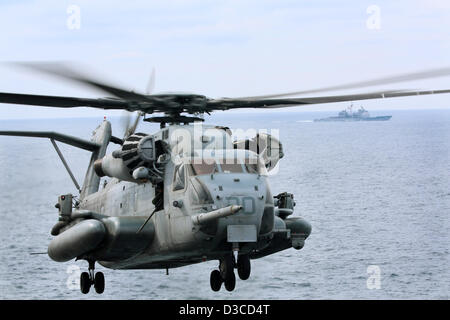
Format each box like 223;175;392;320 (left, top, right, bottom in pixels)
80;272;91;294
210;270;222;292
224;271;236;291
94;272;105;294
220;255;235;281
237;255;251;280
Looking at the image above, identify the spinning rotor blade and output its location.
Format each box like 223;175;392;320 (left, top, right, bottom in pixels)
121;111;143;139
0;90;196;113
117;67;155;138
146;68;156;95
0;92;129;109
121;111;132;138
209;89;450;109
129;112;142;135
1;64;450;115
2;88;450;114
11;62;151;101
234;67;450;99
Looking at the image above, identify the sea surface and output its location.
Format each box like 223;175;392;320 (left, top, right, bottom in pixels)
0;109;449;299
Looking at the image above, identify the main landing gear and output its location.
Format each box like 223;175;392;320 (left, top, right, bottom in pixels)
210;254;251;292
80;260;105;294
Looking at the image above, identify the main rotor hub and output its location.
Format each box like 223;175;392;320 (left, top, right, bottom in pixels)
143;114;205;127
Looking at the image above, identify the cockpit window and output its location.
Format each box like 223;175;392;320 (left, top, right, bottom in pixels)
173;164;185;191
191;160;217;176
244;163;259;174
189;158;260;175
243;157;262;174
219;159;244;173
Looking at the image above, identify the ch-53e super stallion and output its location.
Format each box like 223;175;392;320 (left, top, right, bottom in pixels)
0;63;449;294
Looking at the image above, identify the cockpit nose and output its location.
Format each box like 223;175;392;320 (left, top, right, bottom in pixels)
185;157;267;205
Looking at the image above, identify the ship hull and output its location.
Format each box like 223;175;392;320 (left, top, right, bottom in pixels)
314;115;391;122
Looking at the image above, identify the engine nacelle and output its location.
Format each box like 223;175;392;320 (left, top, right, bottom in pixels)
48;216;155;262
48;219;105;262
94;133;160;183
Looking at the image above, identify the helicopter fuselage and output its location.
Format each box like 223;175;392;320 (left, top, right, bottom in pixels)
48;122;311;271
80;154;273;269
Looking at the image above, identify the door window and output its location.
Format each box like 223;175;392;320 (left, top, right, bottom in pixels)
173;164;185;191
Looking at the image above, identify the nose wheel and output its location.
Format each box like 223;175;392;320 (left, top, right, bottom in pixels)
237;255;251;280
210;270;222;291
224;271;236;291
80;272;91;294
80;260;105;294
209;254;251;292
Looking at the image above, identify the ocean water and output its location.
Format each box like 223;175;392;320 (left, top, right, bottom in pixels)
0;109;449;300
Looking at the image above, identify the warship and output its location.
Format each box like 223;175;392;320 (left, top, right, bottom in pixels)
314;105;392;122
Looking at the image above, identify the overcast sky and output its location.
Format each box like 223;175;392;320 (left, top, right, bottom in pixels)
0;0;449;119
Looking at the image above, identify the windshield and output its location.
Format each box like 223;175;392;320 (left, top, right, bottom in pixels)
218;159;243;173
191;160;218;176
189;158;261;175
244;163;259;174
173;164;186;191
243;157;262;174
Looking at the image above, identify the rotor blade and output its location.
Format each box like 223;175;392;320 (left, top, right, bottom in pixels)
0;92;130;109
146;68;156;95
0;91;195;114
11;62;152;101
120;110;132;138
0;130;100;151
3;88;449;115
233;67;450;100
129;112;143;136
121;111;142;139
208;89;450;109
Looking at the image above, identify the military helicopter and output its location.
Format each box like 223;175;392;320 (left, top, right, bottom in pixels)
1;63;449;294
